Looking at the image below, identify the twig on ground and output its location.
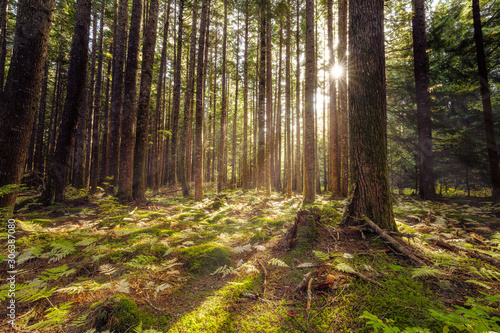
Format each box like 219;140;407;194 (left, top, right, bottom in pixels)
434;239;500;266
145;291;167;312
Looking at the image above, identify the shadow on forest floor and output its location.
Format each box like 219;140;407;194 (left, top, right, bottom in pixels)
1;185;500;332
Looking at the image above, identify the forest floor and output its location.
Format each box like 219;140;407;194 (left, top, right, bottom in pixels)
1;185;500;333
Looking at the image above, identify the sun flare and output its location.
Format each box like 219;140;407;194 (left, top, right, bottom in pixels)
331;64;343;79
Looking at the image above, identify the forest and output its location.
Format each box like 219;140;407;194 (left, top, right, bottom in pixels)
0;0;500;331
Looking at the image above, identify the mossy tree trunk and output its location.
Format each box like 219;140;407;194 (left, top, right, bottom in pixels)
341;0;396;231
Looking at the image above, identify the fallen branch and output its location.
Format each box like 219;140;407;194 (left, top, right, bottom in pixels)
360;214;425;266
145;291;167;312
348;270;384;288
306;275;314;312
294;271;312;292
434;239;500;267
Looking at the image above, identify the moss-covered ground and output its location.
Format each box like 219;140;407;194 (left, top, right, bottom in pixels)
1;186;499;332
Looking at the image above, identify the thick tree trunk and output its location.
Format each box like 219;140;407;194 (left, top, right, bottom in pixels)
303;0;315;203
133;0;160;201
265;15;272;196
90;0;106;192
472;0;500;200
231;11;240;189
294;0;302;193
43;0;91;204
412;0;435;201
338;0;348;197
275;24;283;192
117;0;142;202
242;3;249;191
34;61;50;174
108;0;128;188
0;0;55;211
218;0;228;193
194;0;210;201
73;87;88;189
341;0;396;231
99;57;112;185
285;0;292;198
0;0;7;91
179;0;198;197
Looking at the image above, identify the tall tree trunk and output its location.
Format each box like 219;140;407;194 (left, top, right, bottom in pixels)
341;0;395;231
285;0;292;198
294;0;302;193
99;57;112;185
265;13;272;196
242;2;249;191
169;0;184;185
257;4;266;193
275;23;283;191
90;0;106;192
231;11;240;189
108;0;128;188
0;0;55;211
133;0;160;200
43;0;91;204
152;3;171;193
179;0;198;197
338;0;348;197
412;0;435;201
73;87;87;189
194;0;210;201
117;0;142;202
303;0;315;203
34;61;50;174
472;0;500;200
218;0;228;193
0;0;7;91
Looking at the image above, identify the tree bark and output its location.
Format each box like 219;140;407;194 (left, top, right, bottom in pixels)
341;0;396;231
0;0;7;92
285;0;292;198
338;0;348;197
34;61;50;174
242;2;250;191
294;0;302;193
0;0;55;211
117;0;142;202
218;0;228;193
231;11;240;189
43;0;91;204
472;0;500;200
265;12;272;196
303;0;315;203
194;0;210;201
412;0;435;201
133;0;160;201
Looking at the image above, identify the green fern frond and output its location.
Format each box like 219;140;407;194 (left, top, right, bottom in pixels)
71;314;88;327
17;245;44;265
489;232;500;245
267;258;290;268
40;240;75;263
17;285;57;303
99;264;117;276
18;220;42;232
133;322;143;333
466;279;491;289
313;251;330;261
40;264;76;281
479;268;500;281
411;266;440;279
335;263;356;274
76;237;98;246
27;302;73;330
211;264;236;277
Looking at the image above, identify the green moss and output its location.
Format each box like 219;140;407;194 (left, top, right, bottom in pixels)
103;295;168;333
207;200;224;211
177;244;233;274
250;230;271;242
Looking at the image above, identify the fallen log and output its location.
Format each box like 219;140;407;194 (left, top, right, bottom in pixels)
434;239;500;267
360;214;425;266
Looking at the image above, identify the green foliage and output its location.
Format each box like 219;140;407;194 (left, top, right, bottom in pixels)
28;302;73;330
40;239;75;263
411;266;441;279
267;258;289;268
17;245;44;265
313;250;330;261
177;244;233;274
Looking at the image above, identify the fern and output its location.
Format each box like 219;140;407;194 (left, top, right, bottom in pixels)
17;245;44;265
411;266;440;279
56;280;102;294
490;232;500;245
335;263;356;274
114;279;130;293
71;314;88;327
40;264;76;281
40;240;75;263
466;279;491;289
27;302;73;330
17;284;56;302
313;251;330;261
233;244;252;254
154;283;172;298
76;237;98;246
18;220;42;232
267;258;290;268
297;262;315;268
99;264;117;276
211;264;236;277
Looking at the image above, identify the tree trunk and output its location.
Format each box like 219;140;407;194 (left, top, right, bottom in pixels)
275;23;283;192
341;0;396;231
34;61;50;174
0;0;7;91
90;0;106;192
231;11;240;189
412;0;435;201
242;2;249;190
338;0;348;197
303;0;315;203
294;0;302;193
133;0;160;201
108;0;128;188
117;0;142;202
0;0;55;212
194;0;210;201
472;0;500;200
179;0;198;197
265;13;272;196
99;57;112;185
43;0;91;204
73;87;87;189
285;0;292;198
218;0;228;193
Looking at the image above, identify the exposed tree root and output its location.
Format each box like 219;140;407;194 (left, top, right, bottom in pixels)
360;214;426;266
434;239;500;266
258;260;268;297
